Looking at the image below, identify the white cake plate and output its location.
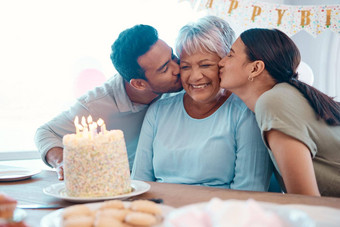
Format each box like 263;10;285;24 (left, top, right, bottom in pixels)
43;180;150;203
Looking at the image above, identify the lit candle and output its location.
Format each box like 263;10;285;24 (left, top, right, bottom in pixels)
97;118;106;134
77;124;84;137
74;116;79;135
91;122;98;138
88;116;98;138
87;115;93;125
81;116;89;136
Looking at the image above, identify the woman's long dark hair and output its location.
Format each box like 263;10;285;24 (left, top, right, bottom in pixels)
240;28;340;126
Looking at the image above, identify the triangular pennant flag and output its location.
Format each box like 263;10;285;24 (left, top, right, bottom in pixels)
178;0;200;9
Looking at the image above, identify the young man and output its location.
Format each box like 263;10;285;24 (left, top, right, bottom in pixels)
34;24;182;180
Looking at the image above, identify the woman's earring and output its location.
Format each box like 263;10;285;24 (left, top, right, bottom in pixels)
248;76;254;82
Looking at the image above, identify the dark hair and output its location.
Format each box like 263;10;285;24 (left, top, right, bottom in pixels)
240;28;340;126
110;24;158;82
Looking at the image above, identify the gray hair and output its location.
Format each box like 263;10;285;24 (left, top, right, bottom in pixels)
175;15;235;59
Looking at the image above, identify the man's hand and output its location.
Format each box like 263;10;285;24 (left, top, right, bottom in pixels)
46;147;64;180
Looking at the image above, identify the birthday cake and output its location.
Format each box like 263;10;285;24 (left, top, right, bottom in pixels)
63;116;131;197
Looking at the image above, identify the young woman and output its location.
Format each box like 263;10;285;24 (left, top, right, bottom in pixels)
219;28;340;197
131;16;272;191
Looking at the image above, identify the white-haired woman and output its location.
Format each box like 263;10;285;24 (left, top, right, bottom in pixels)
132;16;273;191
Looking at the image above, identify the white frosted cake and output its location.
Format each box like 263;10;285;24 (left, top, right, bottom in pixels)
63;124;131;197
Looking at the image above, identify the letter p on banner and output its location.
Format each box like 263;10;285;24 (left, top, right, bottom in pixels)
228;0;238;14
251;6;262;22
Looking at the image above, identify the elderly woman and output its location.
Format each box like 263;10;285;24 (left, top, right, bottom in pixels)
131;16;272;191
218;28;340;196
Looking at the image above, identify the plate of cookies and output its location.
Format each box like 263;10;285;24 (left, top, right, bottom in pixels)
40;199;174;227
43;180;151;203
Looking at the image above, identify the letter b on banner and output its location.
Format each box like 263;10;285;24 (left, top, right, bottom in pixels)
301;10;311;26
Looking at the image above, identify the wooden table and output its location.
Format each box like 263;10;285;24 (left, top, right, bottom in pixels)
1;169;340;226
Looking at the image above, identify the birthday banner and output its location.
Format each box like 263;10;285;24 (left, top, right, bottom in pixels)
179;0;339;37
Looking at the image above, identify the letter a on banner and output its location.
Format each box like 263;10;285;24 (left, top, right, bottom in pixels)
205;0;214;8
251;6;262;22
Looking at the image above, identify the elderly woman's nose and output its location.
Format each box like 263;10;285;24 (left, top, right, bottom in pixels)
190;69;204;80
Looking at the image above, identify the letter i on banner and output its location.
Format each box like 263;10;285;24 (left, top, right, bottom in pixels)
251;6;262;22
228;0;239;14
326;9;331;27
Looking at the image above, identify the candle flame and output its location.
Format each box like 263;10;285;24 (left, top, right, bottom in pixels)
97;118;104;126
81;116;87;127
87;115;93;124
74;116;79;126
74;115;104;136
74;116;83;135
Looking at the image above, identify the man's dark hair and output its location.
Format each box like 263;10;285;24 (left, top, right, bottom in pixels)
110;24;158;82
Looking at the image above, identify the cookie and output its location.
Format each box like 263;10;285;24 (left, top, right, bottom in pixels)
100;200;125;210
95;208;129;222
62;215;94;227
130;200;162;215
125;211;157;226
62;204;92;220
94;216;124;227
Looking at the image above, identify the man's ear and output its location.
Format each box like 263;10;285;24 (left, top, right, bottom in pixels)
250;60;265;79
129;79;149;90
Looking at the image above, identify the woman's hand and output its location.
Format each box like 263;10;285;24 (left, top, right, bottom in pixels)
46;147;64;180
266;130;320;196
